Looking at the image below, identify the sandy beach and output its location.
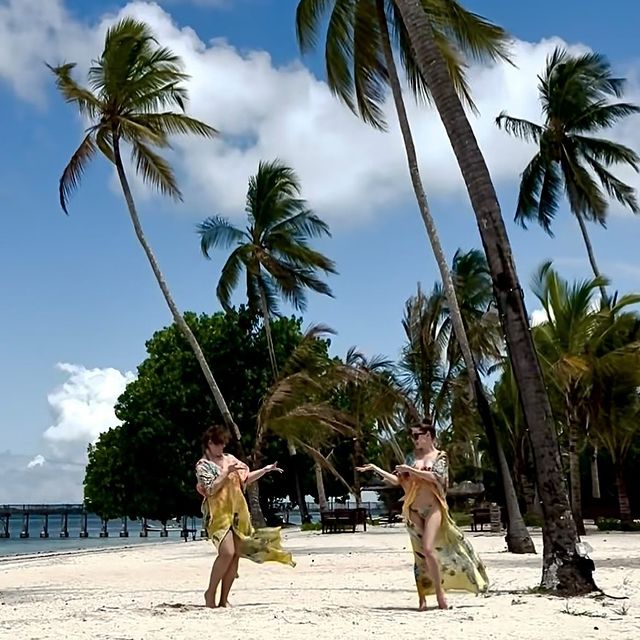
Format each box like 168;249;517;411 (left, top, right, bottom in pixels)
0;526;638;640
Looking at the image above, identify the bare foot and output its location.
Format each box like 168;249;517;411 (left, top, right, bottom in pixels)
204;590;216;608
436;593;449;610
218;601;232;608
418;599;427;611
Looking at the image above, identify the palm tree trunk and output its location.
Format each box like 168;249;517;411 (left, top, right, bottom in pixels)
590;446;601;500
111;135;241;443
391;0;595;594
497;436;535;552
575;211;607;301
315;462;329;512
377;0;533;554
615;465;631;523
258;284;279;378
257;283;310;524
567;410;585;535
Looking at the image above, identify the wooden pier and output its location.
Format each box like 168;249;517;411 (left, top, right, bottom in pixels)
0;505;202;541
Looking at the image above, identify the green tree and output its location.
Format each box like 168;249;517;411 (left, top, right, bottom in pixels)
83;309;307;524
532;263;640;529
49;19;239;439
497;48;640;296
383;0;593;593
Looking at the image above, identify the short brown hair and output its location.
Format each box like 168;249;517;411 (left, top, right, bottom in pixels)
409;417;436;440
201;424;230;452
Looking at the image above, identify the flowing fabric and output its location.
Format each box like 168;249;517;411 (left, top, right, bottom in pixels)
401;451;489;598
195;456;295;567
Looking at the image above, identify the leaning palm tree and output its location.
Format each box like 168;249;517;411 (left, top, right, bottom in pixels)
49;19;240;441
296;1;535;554
197;159;337;378
496;48;640;297
383;0;595;593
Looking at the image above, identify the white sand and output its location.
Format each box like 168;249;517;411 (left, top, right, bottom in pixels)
0;526;638;640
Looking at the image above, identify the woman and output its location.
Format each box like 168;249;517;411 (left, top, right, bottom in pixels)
196;425;295;608
357;419;488;610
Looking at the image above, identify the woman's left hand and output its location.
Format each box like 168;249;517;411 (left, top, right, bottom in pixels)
264;462;283;474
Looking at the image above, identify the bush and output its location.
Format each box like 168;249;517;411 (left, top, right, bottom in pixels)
452;512;472;527
523;513;543;528
301;521;322;532
595;518;640;532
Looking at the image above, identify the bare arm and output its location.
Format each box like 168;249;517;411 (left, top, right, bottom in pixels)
246;462;282;486
356;463;400;487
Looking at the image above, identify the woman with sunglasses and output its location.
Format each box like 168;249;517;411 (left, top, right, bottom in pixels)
196;425;295;608
357;418;488;610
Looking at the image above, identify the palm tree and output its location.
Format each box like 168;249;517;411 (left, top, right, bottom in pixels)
340;349;405;505
296;2;537;553
402;251;534;552
589;313;640;523
496;48;640;297
198;159;336;522
50;19;240;441
380;0;595;593
258;326;360;506
197;159;336;378
532;263;640;530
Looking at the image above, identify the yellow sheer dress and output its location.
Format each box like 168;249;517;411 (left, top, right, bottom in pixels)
195;456;295;567
400;451;489;599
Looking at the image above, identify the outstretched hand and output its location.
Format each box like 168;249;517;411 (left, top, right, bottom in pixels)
264;462;283;474
356;463;374;473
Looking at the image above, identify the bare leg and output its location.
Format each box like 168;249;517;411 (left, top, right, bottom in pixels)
423;508;448;610
204;531;235;608
219;533;241;607
408;512;428;611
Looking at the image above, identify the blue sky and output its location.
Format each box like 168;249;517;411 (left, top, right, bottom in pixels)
1;0;640;501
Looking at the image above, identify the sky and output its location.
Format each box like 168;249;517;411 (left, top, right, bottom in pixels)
2;0;640;502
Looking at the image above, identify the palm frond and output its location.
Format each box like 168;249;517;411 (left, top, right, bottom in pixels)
197;216;245;257
134;113;218;139
216;245;248;312
47;63;101;119
131;141;181;200
495;113;543;144
59;133;97;214
573;135;640;170
514;153;548;229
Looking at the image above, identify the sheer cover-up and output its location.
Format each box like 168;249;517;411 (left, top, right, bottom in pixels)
195;457;294;566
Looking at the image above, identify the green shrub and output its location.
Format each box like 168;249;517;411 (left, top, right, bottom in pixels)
595;518;640;532
452;512;472;527
301;521;322;532
523;513;543;528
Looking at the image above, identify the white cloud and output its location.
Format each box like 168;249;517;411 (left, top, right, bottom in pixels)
1;0;639;223
3;363;135;502
0;451;85;503
530;309;548;326
26;454;46;469
42;363;136;465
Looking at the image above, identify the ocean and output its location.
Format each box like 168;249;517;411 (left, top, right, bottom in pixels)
0;510;308;558
0;513;203;558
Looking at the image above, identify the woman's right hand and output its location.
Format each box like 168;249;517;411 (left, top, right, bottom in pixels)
226;461;244;475
356;463;374;473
